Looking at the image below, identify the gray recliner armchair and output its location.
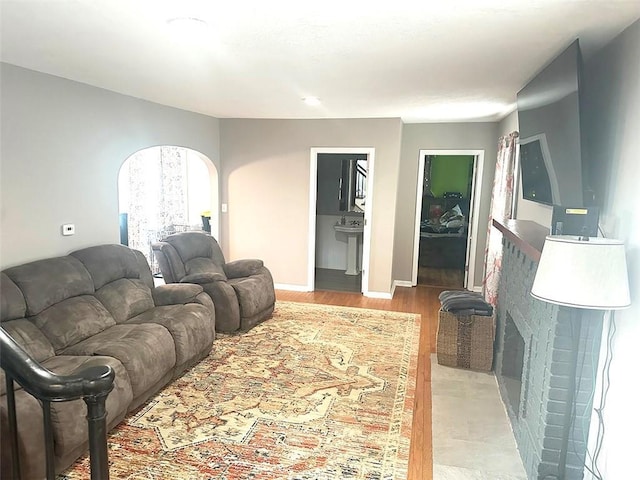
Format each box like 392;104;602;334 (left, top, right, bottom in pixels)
152;232;275;332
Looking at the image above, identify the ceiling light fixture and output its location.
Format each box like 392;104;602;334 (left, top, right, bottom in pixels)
166;17;210;35
303;96;321;106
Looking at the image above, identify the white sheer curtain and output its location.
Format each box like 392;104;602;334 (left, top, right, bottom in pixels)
483;132;519;306
120;146;189;271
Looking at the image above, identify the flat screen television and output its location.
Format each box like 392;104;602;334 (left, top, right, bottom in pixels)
517;40;588;207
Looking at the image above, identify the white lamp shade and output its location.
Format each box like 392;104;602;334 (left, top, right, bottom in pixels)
531;235;631;309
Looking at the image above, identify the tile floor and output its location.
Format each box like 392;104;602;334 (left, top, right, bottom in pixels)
314;268;362;293
431;354;528;480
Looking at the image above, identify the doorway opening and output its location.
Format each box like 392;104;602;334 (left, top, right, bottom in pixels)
118;145;219;275
308;148;375;295
412;150;484;290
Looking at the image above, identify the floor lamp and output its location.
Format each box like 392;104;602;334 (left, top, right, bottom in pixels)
530;235;630;480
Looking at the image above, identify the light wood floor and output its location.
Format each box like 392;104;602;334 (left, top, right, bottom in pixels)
276;285;447;480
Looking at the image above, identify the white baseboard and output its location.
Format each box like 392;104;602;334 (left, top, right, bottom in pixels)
274;283;312;292
364;290;393;300
394;280;413;288
470;285;482;293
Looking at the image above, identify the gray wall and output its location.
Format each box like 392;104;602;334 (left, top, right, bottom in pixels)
0;64;220;268
394;122;499;288
578;20;639;479
499;110;518;136
219;118;403;294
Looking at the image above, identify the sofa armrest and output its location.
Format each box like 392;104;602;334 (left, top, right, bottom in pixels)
152;284;204;306
223;259;264;278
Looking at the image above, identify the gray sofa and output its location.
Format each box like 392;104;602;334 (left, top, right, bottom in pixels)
0;244;216;479
152;231;275;332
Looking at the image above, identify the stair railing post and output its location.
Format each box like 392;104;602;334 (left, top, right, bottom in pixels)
5;375;21;480
84;391;110;480
42;400;56;480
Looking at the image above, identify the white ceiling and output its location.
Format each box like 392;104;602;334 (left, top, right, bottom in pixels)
1;0;639;123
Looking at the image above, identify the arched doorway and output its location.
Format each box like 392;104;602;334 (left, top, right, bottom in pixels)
118;145;219;274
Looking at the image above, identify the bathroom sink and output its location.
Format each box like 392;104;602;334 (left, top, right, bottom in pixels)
333;223;363;276
334;224;364;234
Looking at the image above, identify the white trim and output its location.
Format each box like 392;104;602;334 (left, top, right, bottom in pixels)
365;290;393;300
361;149;375;296
470;285;483;293
308;147;375;295
307;153;318;290
274;283;312;292
512;142;521;219
466;151;484;290
411;154;426;286
412;149;485;291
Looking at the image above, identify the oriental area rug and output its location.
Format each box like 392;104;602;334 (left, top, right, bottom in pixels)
60;301;420;480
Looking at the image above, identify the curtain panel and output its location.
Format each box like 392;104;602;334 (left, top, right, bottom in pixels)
483;131;519;306
123;146;189;271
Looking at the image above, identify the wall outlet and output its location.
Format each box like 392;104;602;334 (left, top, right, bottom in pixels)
62;224;75;236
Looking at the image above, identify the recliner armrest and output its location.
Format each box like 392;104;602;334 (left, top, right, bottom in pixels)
224;259;264;278
152;283;204;306
151;241;186;284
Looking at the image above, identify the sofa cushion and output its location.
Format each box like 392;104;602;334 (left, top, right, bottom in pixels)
0;273;26;321
95;278;154;324
32;295;116;352
127;304;214;368
132;249;155;290
0;319;55;371
70;244;142;290
61;324;176;399
184;257;227;280
42;355;133;457
3;256;93;316
166;233;225;264
180;270;227;284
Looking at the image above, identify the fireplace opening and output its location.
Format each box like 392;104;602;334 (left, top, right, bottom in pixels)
502;313;526;416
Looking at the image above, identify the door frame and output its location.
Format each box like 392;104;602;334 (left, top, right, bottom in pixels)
412;149;485;290
308;147;375;295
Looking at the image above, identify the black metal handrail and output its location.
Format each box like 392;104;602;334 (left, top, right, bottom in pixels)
0;327;115;479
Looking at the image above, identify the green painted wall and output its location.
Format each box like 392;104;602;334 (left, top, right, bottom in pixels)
429;155;473;197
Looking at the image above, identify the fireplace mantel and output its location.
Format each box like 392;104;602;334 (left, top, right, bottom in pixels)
492;218;548;261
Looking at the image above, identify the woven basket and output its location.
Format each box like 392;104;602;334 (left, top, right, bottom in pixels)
436;309;495;371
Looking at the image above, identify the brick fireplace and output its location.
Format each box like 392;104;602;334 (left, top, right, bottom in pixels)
493;220;603;480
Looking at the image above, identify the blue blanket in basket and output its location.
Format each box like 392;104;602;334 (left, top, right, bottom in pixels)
438;290;493;317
